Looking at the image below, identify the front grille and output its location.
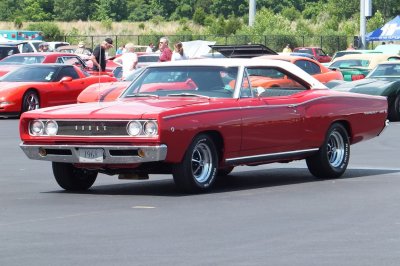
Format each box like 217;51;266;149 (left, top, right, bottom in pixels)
56;120;129;137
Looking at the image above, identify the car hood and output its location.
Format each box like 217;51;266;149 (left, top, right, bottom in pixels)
77;81;130;103
25;97;213;119
332;78;394;95
0;81;44;96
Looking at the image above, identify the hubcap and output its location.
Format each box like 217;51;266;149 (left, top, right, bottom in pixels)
191;143;213;183
327;131;345;167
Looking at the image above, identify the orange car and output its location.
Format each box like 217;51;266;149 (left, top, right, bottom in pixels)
255;55;343;84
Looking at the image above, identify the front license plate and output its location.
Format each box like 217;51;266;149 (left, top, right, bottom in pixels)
78;148;104;163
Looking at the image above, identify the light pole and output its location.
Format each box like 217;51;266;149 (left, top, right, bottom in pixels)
360;0;366;49
249;0;256;26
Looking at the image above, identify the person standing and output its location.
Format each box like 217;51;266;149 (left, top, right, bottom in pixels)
158;37;172;62
112;42;138;80
90;37;113;72
146;42;154;53
171;42;188;61
282;44;292;53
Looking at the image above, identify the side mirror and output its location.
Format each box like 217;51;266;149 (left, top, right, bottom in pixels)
59;76;73;83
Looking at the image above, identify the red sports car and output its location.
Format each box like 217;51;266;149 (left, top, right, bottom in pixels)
0;64;117;117
0;52;95;76
19;59;388;193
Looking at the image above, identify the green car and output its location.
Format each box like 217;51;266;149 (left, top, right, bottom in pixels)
328;53;400;81
327;61;400;121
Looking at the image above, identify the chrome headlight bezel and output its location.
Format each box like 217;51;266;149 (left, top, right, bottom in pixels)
30;120;45;136
127;120;159;137
127;121;142;136
45;120;58;136
143;120;158;136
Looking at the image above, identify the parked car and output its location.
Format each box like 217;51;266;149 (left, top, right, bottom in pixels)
374;44;400;55
137;53;160;68
0;52;91;77
0;44;20;60
0;64;117;117
293;47;332;63
255;54;343;84
328;53;400;81
19;59;387;193
77;67;146;103
330;49;383;62
327;61;400;121
47;41;70;51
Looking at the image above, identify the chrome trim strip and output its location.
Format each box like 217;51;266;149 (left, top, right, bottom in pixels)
162;94;373;120
225;148;319;164
20;143;167;164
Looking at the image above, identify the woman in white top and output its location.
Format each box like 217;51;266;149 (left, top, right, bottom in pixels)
171;42;188;61
113;42;138;80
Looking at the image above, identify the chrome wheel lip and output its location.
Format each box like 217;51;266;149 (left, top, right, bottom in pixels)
191;142;213;183
327;130;345;167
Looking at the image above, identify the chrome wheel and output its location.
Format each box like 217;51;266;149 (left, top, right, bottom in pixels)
172;134;218;193
327;131;345;167
191;142;213;183
22;91;39;113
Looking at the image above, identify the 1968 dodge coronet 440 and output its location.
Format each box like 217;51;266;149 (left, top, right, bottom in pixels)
19;59;388;193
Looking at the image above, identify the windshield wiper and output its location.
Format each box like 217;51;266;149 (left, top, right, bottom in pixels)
125;93;159;98
167;93;210;99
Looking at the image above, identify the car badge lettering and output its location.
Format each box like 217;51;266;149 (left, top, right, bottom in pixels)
75;125;107;131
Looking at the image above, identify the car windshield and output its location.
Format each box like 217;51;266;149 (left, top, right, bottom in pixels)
0;55;45;65
330;59;370;68
0;66;57;82
121;66;239;98
367;63;400;78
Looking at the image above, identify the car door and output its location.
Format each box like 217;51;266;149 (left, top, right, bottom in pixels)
238;66;306;158
48;66;86;106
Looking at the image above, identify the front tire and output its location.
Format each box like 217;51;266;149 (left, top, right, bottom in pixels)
21;90;40;113
172;134;218;193
52;162;98;191
306;123;350;179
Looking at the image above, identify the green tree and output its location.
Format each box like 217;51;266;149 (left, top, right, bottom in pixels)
21;0;53;21
210;0;247;18
92;0;128;21
54;0;94;21
193;7;206;25
0;0;22;20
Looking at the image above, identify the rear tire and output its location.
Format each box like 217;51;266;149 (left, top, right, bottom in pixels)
388;94;400;121
172;134;218;193
306;123;350;179
21;90;40;113
52;162;98;191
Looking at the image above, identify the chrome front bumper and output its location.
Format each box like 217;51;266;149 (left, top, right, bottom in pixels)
20;143;167;164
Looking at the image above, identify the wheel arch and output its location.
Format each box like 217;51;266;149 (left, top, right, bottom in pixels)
21;88;41;111
189;130;225;164
331;119;352;142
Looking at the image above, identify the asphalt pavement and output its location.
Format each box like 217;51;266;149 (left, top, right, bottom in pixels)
1;119;400;266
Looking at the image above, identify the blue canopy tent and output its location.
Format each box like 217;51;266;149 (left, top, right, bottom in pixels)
367;15;400;41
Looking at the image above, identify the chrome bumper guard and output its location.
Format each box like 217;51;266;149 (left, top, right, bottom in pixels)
20;143;167;164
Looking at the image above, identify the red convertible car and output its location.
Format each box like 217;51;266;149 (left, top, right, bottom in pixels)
19;59;388;193
0;64;117;117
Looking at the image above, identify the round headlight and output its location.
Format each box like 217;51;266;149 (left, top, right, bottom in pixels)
143;121;158;136
127;121;142;136
30;120;44;136
45;120;58;136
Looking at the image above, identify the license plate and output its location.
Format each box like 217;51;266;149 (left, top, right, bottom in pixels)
78;148;104;163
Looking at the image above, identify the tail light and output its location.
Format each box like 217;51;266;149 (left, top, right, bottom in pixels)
351;74;365;81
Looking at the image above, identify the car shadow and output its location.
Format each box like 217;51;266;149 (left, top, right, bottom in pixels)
45;167;400;197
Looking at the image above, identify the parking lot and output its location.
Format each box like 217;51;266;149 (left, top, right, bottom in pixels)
2;119;400;266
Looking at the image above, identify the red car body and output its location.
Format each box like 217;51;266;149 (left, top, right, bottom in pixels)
293;47;332;63
0;64;117;117
19;59;388;193
0;52;117;77
255;55;343;84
